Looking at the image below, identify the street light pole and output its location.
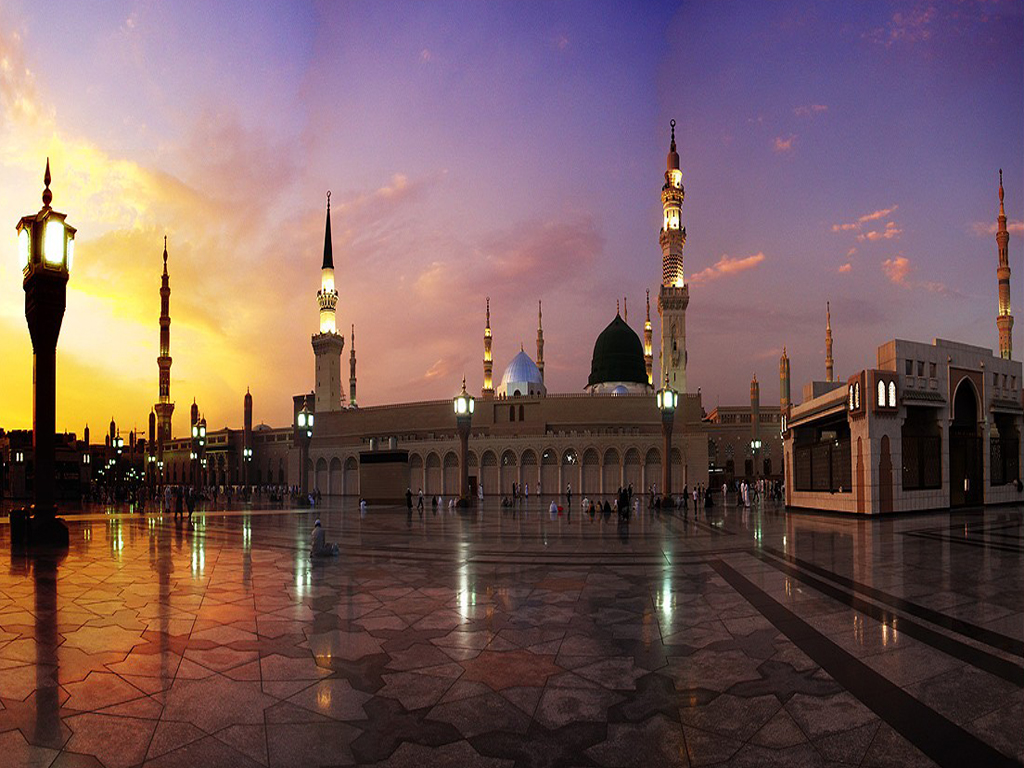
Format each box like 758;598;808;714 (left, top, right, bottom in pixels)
657;374;678;507
453;376;474;506
295;403;313;502
17;159;75;548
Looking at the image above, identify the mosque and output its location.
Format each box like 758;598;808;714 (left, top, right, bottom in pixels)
148;123;784;502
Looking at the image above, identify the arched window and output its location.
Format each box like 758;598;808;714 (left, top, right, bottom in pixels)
849;386;854;410
855;382;860;409
877;380;885;407
518;405;524;421
888;380;896;408
509;405;515;422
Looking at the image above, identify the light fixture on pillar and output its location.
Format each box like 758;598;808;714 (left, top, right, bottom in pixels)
657;374;678;506
295;403;313;503
453;376;475;506
14;159;76;549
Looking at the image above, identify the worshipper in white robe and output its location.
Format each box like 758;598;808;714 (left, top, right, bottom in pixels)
310;519;339;557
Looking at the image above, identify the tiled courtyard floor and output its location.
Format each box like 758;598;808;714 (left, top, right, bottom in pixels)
0;499;1021;767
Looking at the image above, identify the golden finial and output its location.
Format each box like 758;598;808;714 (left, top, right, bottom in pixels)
42;158;52;207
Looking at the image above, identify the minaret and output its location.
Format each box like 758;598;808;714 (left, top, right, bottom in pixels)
243;387;253;485
482;297;494;398
311;191;345;412
997;169;1013;360
658;119;689;392
190;398;199;427
536;300;544;384
83;424;90;447
779;346;791;411
349;324;358;407
623;296;628;323
154;236;174;450
825;302;834;382
644;289;653;385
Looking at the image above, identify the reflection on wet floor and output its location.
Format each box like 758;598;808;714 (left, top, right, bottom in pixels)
0;499;1021;767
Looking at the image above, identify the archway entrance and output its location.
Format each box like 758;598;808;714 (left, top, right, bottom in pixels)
950;379;983;507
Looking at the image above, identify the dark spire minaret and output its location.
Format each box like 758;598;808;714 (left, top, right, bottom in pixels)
825;301;834;382
155;238;174;454
536;300;544;384
996;169;1013;360
349;324;358;407
644;289;653;385
482;297;494;398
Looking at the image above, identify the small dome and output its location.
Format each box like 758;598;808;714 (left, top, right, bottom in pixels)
588;315;648;388
612;385;629;395
501;350;543;389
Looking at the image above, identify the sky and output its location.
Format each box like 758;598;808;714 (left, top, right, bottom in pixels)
0;0;1021;436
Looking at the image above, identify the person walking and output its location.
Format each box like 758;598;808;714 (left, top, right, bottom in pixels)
406;487;413;515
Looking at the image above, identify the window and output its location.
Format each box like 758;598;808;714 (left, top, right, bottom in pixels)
877;380;886;407
929;362;936;378
518;405;525;421
1003;374;1008;389
917;361;925;377
905;359;913;375
849;386;855;410
1013;376;1017;390
855;383;860;409
888;381;896;407
509;405;515;422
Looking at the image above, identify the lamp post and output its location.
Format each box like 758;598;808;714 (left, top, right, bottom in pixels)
295;403;313;502
453;376;475;506
657;375;678;506
191;418;206;494
17;159;75;547
113;433;124;501
750;438;762;482
243;446;253;487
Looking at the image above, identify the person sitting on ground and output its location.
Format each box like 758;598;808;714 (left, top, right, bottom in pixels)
310;519;339;557
359;498;367;516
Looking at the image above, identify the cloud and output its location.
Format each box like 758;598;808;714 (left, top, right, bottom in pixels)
857;221;902;242
838;263;852;273
794;104;828;117
689;252;766;285
971;219;1024;237
866;4;937;46
419;48;432;63
847;247;857;257
773;134;796;153
882;255;959;297
882;255;912;285
832;205;898;232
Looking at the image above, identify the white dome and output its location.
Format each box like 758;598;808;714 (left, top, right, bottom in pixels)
500;350;543;389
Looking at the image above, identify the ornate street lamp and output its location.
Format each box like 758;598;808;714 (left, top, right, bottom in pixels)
453;376;475;506
657;374;678;506
295;403;313;501
16;159;75;547
190;417;206;493
750;438;762;481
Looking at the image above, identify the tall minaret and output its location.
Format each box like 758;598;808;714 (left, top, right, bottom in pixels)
312;191;345;412
482;297;494;398
658;119;689;392
243;388;253;485
825;302;834;383
996;169;1013;360
644;289;653;385
779;346;791;411
536;300;545;384
154;236;174;450
349;324;358;407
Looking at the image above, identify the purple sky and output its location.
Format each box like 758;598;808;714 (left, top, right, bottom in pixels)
0;0;1021;434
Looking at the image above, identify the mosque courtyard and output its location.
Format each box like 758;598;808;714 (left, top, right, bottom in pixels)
0;500;1021;768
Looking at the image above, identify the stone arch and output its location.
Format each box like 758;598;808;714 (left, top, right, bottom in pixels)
501;449;518;494
481;450;498;496
562;448;579;493
425;451;442;495
520;448;538;492
602;448;621;494
315;457;327;495
443;451;459;495
409;453;424;492
644;447;662;495
582;448;600;496
344;456;358;495
541;447;558;497
623;447;642;492
329;456;342;495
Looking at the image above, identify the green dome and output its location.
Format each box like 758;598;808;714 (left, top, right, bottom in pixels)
588;314;648;387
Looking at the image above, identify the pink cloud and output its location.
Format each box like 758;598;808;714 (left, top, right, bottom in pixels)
847;247;857;257
866;5;937;46
857;221;902;242
970;219;1024;237
689;252;766;284
832;205;898;232
794;104;828;117
838;263;852;273
883;255;911;285
773;134;796;153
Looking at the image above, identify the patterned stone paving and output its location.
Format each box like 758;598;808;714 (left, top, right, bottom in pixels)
0;499;1022;767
